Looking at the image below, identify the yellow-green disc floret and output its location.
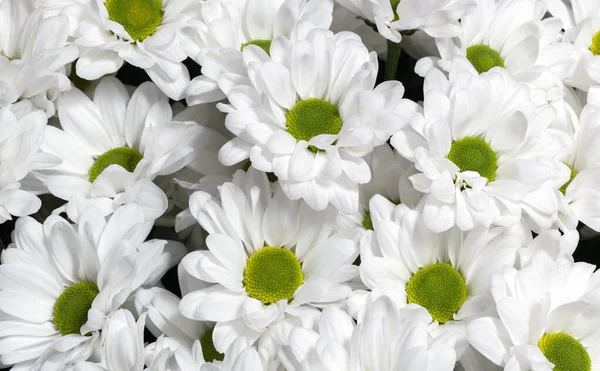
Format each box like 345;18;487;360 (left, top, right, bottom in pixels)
362;211;374;230
285;98;343;153
447;136;498;183
591;31;600;56
241;40;272;56
559;163;578;195
243;246;303;305
406;263;468;323
466;44;505;74
538;332;591;371
200;326;224;362
88;146;143;183
105;0;164;41
53;282;100;336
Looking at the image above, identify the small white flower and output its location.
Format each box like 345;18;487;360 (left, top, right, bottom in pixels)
181;0;333;105
217;28;417;214
40;77;208;222
0;0;78;116
335;0;475;43
391;63;573;232
0;204;185;369
179;170;360;354
43;0;195;100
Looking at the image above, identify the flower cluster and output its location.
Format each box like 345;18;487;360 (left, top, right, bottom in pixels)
1;0;600;370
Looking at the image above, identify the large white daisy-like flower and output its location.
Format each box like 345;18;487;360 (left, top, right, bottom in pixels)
391;62;573;232
181;0;334;105
40;0;194;100
0;107;59;224
281;295;458;371
0;204;185;369
40;76;207;223
0;0;78;117
544;0;600;91
350;203;521;367
467;240;600;371
335;0;475;43
415;0;577;101
179;170;360;355
217;28;417;214
557;87;600;231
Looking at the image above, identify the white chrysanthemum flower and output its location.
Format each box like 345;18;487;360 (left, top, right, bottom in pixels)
0;0;78;117
415;0;577;101
0;107;59;223
181;0;334;105
41;0;195;100
467;239;600;371
350;203;520;367
335;0;475;43
281;295;457;371
544;0;600;91
217;28;417;213
0;204;185;369
179;170;360;354
336;145;422;233
391;63;573;232
40;77;208;223
557;88;600;232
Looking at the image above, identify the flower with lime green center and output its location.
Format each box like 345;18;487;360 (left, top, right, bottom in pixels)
465;44;505;74
88;146;143;183
559;164;578;195
538;332;591;371
591;31;600;56
243;246;304;305
53;282;100;336
285;98;343;153
105;0;164;41
240;40;272;56
447;136;498;183
405;263;468;323
200;326;224;362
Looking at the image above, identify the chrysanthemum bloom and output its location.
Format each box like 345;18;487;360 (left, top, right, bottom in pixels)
180;0;333;105
281;296;457;371
41;0;195;100
0;0;78;117
0;107;59;223
40;77;208;223
545;0;600;91
467;240;600;371
556;88;600;232
180;171;360;354
349;204;521;368
391;64;573;232
217;28;417;213
0;205;185;369
335;0;475;43
415;0;577;101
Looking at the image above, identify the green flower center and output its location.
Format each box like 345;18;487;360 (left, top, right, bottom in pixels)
559;163;578;195
88;146;143;183
243;246;303;305
538;332;591;371
405;263;467;323
53;282;99;336
390;0;401;21
362;211;374;230
466;44;505;74
447;136;498;183
591;31;600;56
200;326;224;362
105;0;164;41
240;40;272;56
286;98;343;153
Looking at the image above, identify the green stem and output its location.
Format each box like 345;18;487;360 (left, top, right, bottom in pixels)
385;39;402;81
